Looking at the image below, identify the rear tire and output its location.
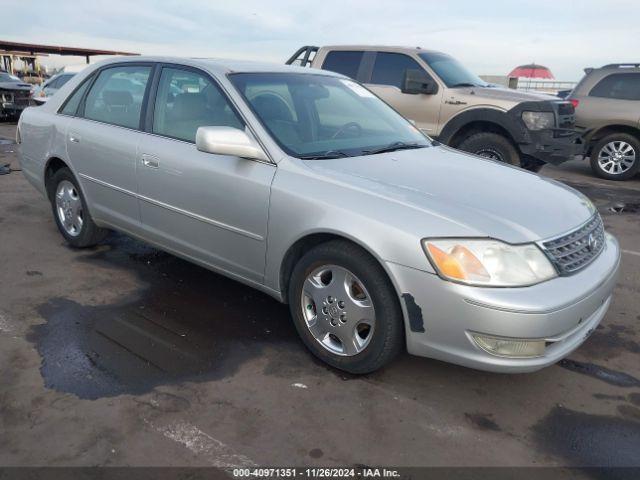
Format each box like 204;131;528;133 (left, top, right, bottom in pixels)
589;133;639;181
47;167;109;248
457;132;521;167
288;240;404;374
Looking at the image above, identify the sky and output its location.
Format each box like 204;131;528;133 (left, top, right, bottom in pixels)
2;0;639;81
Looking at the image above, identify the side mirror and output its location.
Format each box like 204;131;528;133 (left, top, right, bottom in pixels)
402;69;438;95
196;126;268;161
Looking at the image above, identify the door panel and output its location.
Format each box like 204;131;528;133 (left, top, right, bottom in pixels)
137;66;275;282
137;136;275;282
67;120;142;231
66;64;152;232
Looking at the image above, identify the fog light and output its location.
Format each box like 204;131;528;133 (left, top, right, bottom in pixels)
471;333;545;358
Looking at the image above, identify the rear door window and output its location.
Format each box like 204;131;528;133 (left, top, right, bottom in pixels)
152;67;243;143
83;65;152;129
589;73;640;100
321;51;364;80
370;52;424;89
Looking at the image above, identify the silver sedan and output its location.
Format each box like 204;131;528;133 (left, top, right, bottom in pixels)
16;57;620;373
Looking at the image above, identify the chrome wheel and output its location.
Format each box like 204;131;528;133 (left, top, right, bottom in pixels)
475;148;504;162
598;141;636;175
55;180;83;237
300;265;376;356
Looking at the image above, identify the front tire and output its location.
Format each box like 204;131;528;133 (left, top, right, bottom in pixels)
457;132;521;167
288;240;404;374
589;133;639;181
47;168;109;247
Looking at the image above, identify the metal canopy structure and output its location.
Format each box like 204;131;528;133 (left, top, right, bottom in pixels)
0;39;139;75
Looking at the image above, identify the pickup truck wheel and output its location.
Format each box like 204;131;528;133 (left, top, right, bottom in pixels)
47;168;109;247
457;132;521;166
590;133;639;181
288;240;404;374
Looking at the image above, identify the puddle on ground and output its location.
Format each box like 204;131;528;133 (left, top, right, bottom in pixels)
577;323;640;360
0;137;15;153
532;406;640;468
559;359;640;388
28;234;301;400
562;181;640;216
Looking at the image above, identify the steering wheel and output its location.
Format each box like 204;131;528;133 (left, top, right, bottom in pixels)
331;122;363;139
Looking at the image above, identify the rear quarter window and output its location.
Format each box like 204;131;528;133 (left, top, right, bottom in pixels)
321;51;364;80
59;75;94;116
589;73;640;100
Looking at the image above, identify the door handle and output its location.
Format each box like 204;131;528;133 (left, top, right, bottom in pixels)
69;135;81;143
141;154;159;169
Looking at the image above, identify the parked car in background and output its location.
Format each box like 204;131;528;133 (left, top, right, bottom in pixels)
0;71;32;119
32;72;76;104
17;57;619;374
569;63;640;180
288;45;583;171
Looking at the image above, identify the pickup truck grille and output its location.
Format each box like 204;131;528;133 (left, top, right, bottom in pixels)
541;214;605;275
555;101;575;130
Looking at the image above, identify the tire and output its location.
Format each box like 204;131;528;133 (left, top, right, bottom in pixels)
520;155;545;173
47;167;109;247
288;240;404;374
589;133;640;181
457;132;521;166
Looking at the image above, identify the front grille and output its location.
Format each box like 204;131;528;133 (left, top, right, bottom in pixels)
542;214;605;275
557;102;575;116
554;101;575;131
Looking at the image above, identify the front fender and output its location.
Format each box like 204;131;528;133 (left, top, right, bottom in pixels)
438;107;529;145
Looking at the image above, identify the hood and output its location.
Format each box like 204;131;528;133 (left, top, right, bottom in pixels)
0;81;32;91
303;146;594;243
456;86;557;104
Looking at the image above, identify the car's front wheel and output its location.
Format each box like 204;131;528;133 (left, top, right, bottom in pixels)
457;132;521;167
590;133;640;181
47;167;109;247
288;240;404;374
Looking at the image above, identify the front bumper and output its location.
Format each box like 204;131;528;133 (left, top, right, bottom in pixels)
0;102;28;116
518;127;586;165
388;234;620;373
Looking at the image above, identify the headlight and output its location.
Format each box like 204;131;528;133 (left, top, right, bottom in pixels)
521;111;554;130
423;239;557;287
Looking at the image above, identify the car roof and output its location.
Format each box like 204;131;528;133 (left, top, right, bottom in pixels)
90;55;342;77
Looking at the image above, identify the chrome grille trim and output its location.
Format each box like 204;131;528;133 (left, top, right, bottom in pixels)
541;214;605;275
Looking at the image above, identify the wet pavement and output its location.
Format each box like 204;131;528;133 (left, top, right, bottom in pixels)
1;121;639;469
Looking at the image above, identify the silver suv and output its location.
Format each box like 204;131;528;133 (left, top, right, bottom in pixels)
569;63;640;180
17;57;620;374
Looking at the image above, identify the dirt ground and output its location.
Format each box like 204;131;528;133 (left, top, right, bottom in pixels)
1;120;639;469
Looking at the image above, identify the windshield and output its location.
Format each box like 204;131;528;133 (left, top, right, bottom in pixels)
0;72;21;82
418;52;488;88
228;73;430;158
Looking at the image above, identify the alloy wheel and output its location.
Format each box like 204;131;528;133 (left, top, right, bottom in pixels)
597;141;636;175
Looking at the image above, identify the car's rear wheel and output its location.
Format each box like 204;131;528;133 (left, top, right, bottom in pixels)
47;167;109;247
590;133;640;181
288;240;404;374
457;132;521;167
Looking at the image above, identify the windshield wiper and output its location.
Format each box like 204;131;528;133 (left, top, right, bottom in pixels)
362;142;426;155
299;150;351;160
